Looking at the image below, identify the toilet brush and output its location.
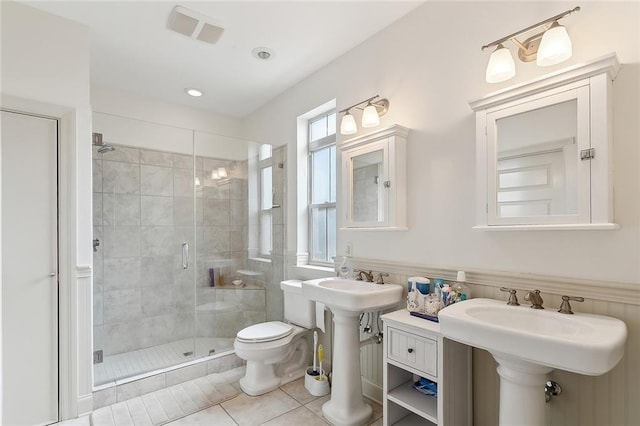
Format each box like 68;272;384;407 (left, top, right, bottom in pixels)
307;330;319;376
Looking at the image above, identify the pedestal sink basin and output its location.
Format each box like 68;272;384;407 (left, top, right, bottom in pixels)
439;298;627;426
302;278;403;313
302;278;403;426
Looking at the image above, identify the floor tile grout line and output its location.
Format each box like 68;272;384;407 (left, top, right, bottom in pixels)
156;382;241;425
219;404;240;426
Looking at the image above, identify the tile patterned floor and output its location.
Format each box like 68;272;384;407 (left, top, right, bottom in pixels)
95;338;235;385
82;366;383;426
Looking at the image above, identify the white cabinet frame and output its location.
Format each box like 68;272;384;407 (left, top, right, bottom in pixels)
339;125;408;230
470;53;620;230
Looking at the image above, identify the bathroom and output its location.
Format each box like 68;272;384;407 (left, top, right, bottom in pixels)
1;1;639;426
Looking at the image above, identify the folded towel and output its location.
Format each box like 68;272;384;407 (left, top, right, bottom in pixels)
316;302;326;333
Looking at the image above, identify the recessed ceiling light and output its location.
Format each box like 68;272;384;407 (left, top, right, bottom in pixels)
185;88;203;97
252;47;275;61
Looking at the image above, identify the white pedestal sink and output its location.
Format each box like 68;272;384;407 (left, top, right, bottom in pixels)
439;298;627;426
302;278;403;426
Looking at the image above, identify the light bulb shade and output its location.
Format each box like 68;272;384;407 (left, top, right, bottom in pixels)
486;44;516;83
217;167;227;178
211;170;219;179
361;103;380;128
537;22;572;66
340;112;357;135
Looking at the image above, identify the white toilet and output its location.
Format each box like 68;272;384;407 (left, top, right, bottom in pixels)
234;279;316;396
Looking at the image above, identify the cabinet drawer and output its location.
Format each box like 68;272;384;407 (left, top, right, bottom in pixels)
387;327;437;377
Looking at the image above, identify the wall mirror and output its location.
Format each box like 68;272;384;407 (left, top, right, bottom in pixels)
340;124;408;229
470;53;620;230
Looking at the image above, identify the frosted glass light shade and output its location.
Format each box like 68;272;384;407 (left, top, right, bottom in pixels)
361;104;380;128
340;112;357;135
217;167;227;178
486;44;516;83
537;22;572;66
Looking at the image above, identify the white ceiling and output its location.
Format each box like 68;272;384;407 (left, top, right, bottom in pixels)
25;1;424;118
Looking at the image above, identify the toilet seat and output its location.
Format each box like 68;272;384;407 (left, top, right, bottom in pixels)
236;321;293;343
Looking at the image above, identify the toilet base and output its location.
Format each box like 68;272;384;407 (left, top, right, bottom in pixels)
239;360;306;396
239;360;281;396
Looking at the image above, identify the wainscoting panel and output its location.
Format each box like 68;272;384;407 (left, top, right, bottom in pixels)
349;258;639;426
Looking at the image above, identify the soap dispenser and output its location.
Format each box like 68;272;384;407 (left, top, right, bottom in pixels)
452;271;471;303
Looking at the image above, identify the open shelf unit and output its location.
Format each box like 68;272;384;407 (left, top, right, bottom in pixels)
381;309;472;426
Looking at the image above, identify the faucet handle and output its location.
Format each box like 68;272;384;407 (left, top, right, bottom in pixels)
376;273;389;285
499;287;520;306
558;295;584;314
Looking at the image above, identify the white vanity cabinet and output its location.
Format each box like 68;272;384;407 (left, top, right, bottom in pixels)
381;309;471;426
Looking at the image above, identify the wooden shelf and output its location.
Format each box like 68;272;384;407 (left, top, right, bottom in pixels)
387;381;438;424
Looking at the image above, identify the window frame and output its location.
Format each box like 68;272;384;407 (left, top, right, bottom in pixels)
307;110;336;266
257;149;273;259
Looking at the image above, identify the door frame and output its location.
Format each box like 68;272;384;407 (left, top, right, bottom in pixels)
1;94;94;420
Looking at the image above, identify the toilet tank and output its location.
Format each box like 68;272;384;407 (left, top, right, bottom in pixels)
280;280;315;328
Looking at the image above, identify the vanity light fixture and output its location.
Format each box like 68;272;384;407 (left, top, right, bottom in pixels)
338;95;389;135
482;6;580;83
210;167;227;180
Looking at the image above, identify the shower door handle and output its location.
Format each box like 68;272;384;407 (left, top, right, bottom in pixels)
182;242;189;270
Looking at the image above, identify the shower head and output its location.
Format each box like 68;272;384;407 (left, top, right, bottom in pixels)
97;145;115;153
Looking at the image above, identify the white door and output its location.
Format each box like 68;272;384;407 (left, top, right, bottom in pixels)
1;110;59;425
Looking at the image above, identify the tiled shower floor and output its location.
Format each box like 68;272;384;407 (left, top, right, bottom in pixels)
95;337;235;385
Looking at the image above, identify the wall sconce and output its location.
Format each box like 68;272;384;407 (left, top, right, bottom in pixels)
483;6;580;83
339;95;389;135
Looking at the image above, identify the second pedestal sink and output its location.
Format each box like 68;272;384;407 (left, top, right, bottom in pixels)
302;278;403;426
439;298;627;426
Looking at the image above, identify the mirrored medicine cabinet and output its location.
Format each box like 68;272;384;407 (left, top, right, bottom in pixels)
470;53;620;230
340;124;409;229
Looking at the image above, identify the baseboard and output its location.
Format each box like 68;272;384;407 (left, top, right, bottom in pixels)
362;376;382;405
76;394;93;417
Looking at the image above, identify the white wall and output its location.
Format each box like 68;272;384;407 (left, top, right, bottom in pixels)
244;1;640;284
91;86;259;159
0;0;93;418
243;2;640;424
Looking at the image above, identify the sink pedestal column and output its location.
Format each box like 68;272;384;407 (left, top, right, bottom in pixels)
322;308;372;426
492;352;554;426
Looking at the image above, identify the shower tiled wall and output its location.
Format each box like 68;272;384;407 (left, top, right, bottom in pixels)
93;145;254;357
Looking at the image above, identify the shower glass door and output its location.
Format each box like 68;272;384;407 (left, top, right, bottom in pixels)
92;129;196;385
92;122;283;386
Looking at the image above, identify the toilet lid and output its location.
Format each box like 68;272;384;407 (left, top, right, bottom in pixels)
236;321;294;343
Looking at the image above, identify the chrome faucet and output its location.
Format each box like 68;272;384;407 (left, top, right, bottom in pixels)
525;289;544;309
355;269;374;282
376;272;389;285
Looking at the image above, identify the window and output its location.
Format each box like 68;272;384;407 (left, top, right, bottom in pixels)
308;110;336;265
258;145;273;257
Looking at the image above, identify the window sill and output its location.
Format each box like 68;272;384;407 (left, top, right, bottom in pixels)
289;264;335;281
248;257;272;264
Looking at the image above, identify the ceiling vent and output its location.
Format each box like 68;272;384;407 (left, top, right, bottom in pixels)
167;6;224;45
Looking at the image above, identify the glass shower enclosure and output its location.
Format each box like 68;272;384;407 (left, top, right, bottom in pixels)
92;126;285;386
